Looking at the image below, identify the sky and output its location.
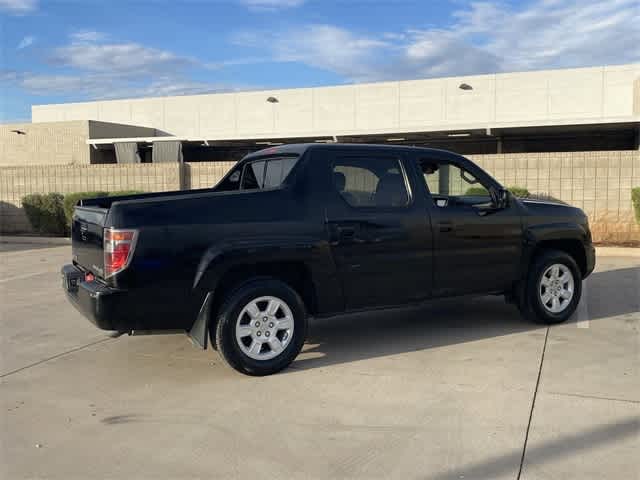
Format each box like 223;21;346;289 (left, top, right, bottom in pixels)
1;0;638;122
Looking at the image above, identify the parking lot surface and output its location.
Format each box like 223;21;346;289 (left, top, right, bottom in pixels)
1;243;638;479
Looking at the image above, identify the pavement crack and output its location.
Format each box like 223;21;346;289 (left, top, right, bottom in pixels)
547;391;639;404
517;326;549;480
0;337;113;379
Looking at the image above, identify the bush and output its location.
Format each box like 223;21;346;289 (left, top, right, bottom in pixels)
465;186;530;198
62;191;143;227
108;190;144;197
465;186;489;195
63;191;108;227
23;190;146;235
507;186;530;198
633;187;640;224
22;193;67;235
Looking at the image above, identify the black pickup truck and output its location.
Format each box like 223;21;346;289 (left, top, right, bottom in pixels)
62;144;595;375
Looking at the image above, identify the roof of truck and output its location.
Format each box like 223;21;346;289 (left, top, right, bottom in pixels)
245;143;466;160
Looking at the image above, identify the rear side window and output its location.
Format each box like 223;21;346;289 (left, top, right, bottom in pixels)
241;161;266;189
241;156;298;190
331;156;409;208
264;157;297;188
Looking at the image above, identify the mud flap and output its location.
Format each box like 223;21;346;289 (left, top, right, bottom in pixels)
187;292;213;349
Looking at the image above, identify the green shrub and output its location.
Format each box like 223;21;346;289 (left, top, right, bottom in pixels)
22;193;67;235
465;186;489;195
507;186;530;198
63;191;108;227
465;185;530;198
633;187;640;224
108;190;144;197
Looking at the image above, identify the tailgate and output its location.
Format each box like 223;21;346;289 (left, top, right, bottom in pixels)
71;206;108;278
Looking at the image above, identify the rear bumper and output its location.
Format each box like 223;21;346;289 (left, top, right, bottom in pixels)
61;264;130;332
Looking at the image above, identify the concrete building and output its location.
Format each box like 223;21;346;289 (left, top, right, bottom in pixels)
2;63;638;167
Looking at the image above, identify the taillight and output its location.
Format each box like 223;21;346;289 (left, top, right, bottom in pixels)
104;228;138;278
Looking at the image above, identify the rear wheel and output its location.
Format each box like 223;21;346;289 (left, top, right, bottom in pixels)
215;278;307;376
519;249;582;324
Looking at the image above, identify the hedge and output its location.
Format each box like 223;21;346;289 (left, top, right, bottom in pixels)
24;190;145;234
109;190;144;197
63;191;109;227
507;186;530;198
464;185;530;198
465;186;489;195
633;187;640;224
22;193;67;235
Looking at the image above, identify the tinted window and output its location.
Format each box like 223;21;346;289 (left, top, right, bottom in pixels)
264;157;297;188
238;157;298;190
242;161;266;190
332;156;409;208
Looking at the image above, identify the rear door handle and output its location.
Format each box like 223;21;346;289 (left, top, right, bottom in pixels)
439;222;453;233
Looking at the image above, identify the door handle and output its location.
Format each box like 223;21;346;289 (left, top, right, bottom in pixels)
338;226;356;239
439;222;453;233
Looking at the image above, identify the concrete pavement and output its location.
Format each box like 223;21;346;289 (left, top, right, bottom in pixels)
1;243;638;479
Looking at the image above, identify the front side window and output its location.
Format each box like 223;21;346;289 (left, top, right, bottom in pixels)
419;159;492;207
331;156;409;208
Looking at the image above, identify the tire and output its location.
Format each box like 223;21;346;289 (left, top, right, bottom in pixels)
214;278;307;376
519;249;582;325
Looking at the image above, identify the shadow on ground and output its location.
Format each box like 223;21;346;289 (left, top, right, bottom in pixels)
426;416;639;480
289;266;639;372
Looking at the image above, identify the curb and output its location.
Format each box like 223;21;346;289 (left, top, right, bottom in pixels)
0;235;70;246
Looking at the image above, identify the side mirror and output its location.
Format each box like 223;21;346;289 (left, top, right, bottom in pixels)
490;187;510;209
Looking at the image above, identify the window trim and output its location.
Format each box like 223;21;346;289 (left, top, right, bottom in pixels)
329;154;413;210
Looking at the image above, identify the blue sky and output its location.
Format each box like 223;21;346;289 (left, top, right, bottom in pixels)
1;0;638;122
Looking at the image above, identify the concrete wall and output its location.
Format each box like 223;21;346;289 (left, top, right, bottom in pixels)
468;151;640;242
0;152;638;242
0;120;161;167
32;64;640;140
185;162;237;189
0;163;183;232
0;121;91;166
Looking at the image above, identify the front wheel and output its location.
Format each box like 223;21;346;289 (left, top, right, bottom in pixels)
519;249;582;324
214;278;308;376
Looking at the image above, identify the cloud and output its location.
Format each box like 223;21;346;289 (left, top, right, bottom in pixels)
239;0;304;10
3;31;241;100
69;30;107;43
49;34;196;74
444;0;640;71
17;35;35;49
234;25;389;82
16;72;234;99
234;0;640;81
0;0;37;14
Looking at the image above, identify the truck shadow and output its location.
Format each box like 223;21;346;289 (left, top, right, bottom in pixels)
289;266;639;372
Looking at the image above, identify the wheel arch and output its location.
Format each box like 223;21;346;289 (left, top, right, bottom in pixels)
189;254;320;350
524;224;589;276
